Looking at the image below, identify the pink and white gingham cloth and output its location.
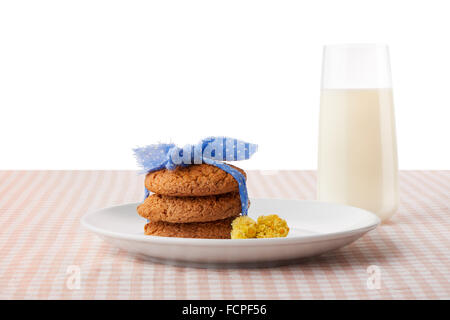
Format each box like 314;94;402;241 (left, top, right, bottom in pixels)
0;170;448;299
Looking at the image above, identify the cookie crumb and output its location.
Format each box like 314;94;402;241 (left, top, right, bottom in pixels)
256;215;289;238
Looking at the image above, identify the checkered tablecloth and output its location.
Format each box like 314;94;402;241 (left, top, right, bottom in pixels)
0;170;448;299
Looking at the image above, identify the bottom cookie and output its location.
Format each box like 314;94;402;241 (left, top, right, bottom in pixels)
144;217;235;239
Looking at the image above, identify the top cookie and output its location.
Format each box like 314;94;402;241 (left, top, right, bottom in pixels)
144;163;246;196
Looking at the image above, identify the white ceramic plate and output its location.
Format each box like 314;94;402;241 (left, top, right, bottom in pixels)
81;199;380;267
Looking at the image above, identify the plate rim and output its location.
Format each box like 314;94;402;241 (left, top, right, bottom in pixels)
81;198;380;246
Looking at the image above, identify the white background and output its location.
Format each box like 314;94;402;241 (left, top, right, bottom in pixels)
1;0;449;170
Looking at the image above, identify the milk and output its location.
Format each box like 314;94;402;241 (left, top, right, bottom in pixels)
318;88;398;221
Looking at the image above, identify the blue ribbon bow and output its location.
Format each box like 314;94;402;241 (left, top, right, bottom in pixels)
133;137;258;215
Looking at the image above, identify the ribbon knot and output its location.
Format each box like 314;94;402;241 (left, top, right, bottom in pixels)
166;146;182;170
134;137;258;215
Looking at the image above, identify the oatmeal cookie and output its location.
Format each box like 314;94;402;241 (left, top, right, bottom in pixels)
144;217;234;239
137;192;242;223
144;163;246;196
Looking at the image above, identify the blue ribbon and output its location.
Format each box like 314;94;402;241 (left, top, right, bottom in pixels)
134;137;258;215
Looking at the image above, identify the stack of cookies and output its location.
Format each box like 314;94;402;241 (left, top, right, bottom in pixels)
137;163;247;239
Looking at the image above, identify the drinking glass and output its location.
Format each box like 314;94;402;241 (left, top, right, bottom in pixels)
318;44;398;221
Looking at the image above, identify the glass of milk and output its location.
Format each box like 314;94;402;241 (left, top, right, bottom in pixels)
318;44;398;222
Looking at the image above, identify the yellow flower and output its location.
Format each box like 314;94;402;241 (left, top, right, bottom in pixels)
231;214;290;239
256;215;289;238
231;216;257;239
